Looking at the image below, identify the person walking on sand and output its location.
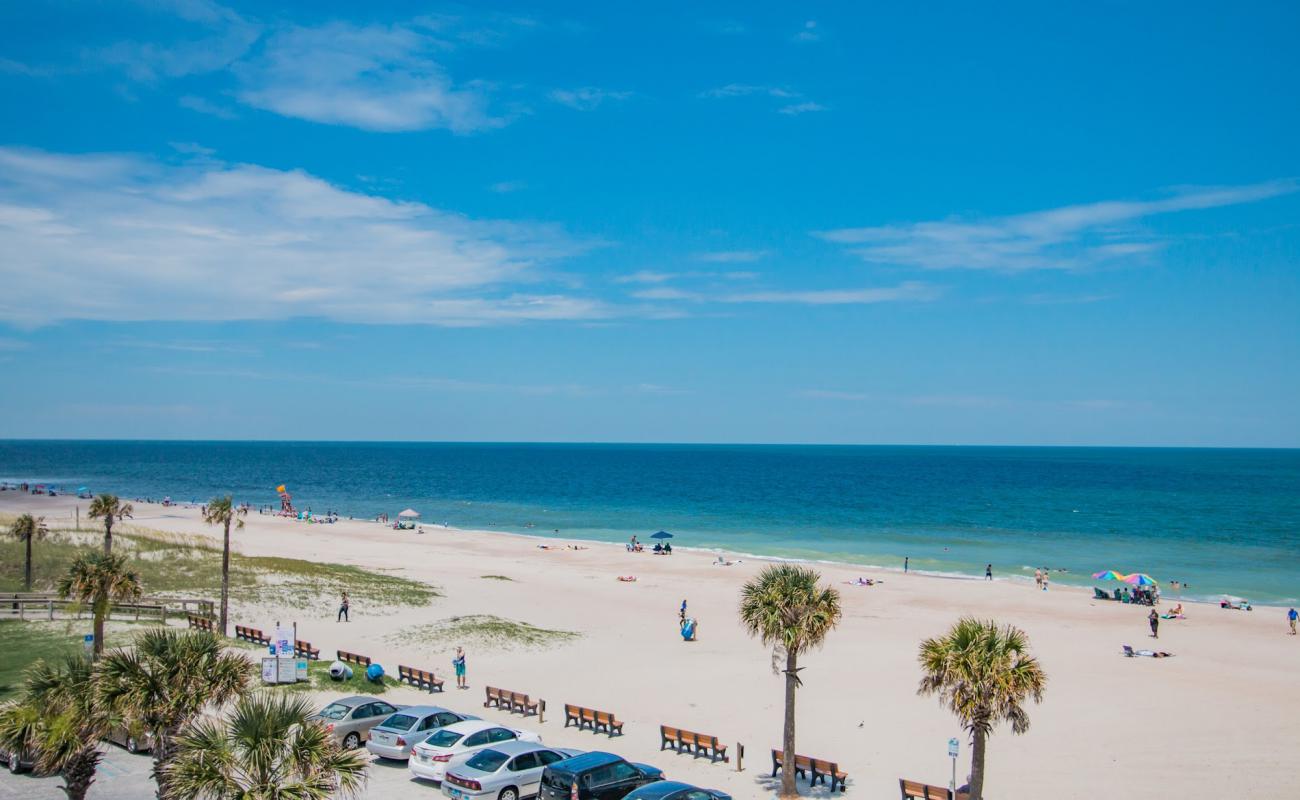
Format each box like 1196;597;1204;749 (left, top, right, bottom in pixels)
453;646;467;689
1149;608;1160;639
985;563;993;581
679;599;687;624
1034;568;1043;589
337;591;350;622
904;556;909;573
1288;607;1297;635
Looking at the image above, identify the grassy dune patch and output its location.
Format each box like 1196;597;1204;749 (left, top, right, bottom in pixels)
480;575;514;581
389;615;580;652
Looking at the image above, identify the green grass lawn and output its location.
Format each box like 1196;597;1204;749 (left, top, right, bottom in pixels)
0;620;89;698
387;614;580;652
0;519;440;611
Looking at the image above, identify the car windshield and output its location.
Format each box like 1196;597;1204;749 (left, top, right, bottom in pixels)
424;729;463;748
317;703;350;721
465;749;510;772
381;714;417;730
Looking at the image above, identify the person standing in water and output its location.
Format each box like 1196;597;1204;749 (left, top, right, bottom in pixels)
453;646;467;689
904;557;909;574
985;564;993;581
337;591;350;622
1149;608;1160;639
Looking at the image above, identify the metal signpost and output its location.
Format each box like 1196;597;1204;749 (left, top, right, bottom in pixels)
948;737;960;793
83;633;94;657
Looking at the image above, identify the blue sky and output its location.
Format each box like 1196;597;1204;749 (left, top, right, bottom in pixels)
1;1;1297;445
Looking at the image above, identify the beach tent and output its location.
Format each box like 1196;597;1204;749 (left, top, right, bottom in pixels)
650;530;673;539
398;509;420;519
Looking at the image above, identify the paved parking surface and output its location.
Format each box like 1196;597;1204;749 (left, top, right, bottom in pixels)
1;745;460;799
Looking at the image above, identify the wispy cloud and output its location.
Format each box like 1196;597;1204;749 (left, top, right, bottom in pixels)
777;102;826;116
723;281;938;305
489;180;526;193
234;21;505;133
0;147;609;327
793;20;820;43
798;389;868;400
694;250;767;263
179;94;238;119
0;337;30;352
93;0;262;82
815;181;1299;271
698;84;798;99
548;87;632;111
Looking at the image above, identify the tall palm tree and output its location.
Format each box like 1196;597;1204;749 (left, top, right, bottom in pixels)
7;514;48;591
97;628;253;800
739;564;842;798
57;552;142;658
165;692;368;799
917;617;1047;800
201;496;245;636
87;494;132;555
0;655;112;800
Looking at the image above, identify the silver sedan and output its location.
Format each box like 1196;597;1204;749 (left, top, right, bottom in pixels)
365;706;479;761
442;742;583;800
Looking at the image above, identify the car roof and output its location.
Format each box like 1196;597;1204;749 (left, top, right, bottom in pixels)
546;751;623;773
429;719;502;736
627;782;695;798
381;705;450;717
470;740;558;757
329;695;383;706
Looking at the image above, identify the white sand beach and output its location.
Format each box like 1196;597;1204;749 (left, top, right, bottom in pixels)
3;491;1297;799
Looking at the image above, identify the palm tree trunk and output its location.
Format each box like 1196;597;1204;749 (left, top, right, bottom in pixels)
968;727;987;800
103;517;112;556
92;600;106;657
219;518;230;637
152;727;177;800
60;749;100;800
781;649;798;798
24;533;33;591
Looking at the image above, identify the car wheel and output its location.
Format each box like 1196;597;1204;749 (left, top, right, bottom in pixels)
125;736;139;754
498;788;519;800
343;732;361;750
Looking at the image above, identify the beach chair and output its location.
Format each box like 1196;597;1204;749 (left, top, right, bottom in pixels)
1122;645;1136;657
1093;588;1110;600
1113;589;1122;601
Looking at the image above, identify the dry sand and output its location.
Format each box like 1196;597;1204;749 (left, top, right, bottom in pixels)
3;492;1297;799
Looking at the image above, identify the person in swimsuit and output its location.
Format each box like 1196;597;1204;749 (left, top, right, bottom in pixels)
1149;609;1159;639
453;646;467;689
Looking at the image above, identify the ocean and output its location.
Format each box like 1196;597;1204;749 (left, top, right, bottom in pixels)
2;441;1297;604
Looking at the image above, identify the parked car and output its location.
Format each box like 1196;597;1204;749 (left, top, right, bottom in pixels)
105;723;154;754
442;741;583;800
409;719;542;784
310;695;405;749
2;746;35;775
624;781;732;800
537;752;664;800
365;705;480;761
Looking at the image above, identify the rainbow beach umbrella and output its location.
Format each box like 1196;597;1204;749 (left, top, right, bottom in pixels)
1124;573;1158;586
1092;570;1127;581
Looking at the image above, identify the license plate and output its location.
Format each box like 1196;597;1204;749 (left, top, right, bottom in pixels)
375;733;391;744
448;790;463;799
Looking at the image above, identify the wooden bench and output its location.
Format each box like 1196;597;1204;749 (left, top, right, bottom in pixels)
336;649;371;668
186;614;213;632
901;779;967;800
399;665;445;692
295;640;320;660
660;725;728;762
484;686;542;715
772;749;847;792
234;625;271;646
564;704;623;736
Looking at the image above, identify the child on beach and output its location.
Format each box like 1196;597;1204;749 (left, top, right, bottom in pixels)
453;646;467;689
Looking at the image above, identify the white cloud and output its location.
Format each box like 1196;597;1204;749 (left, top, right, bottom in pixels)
179;94;238;119
815;181;1298;271
489;180;526;193
778;102;826;115
0;147;607;327
94;1;262;81
630;287;700;301
548;87;632;111
615;271;676;284
698;84;798;99
723;281;937;305
794;20;820;43
0;337;30;352
234;22;503;133
694;250;766;263
799;389;868;400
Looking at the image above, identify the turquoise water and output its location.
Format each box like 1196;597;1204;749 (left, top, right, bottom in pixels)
2;441;1297;604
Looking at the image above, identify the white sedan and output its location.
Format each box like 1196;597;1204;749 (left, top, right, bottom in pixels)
409;720;542;784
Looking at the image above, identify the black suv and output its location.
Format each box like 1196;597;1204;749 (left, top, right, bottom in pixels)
537;751;664;800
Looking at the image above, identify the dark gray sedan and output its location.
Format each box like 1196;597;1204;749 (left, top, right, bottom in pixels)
623;781;732;800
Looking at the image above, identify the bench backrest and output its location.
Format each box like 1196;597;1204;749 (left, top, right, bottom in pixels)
581;707;597;720
662;725;680;738
565;703;580;715
595;710;615;723
337;650;370;665
810;758;839;774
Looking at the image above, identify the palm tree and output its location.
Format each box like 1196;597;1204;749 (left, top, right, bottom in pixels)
87;494;132;555
57;552;142;658
201;496;245;637
739;564;842;798
7;514;48;591
97;628;253;800
0;655;112;800
917;618;1047;800
165;692;368;799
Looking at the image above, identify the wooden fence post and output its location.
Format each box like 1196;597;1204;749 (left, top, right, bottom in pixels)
736;742;744;772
